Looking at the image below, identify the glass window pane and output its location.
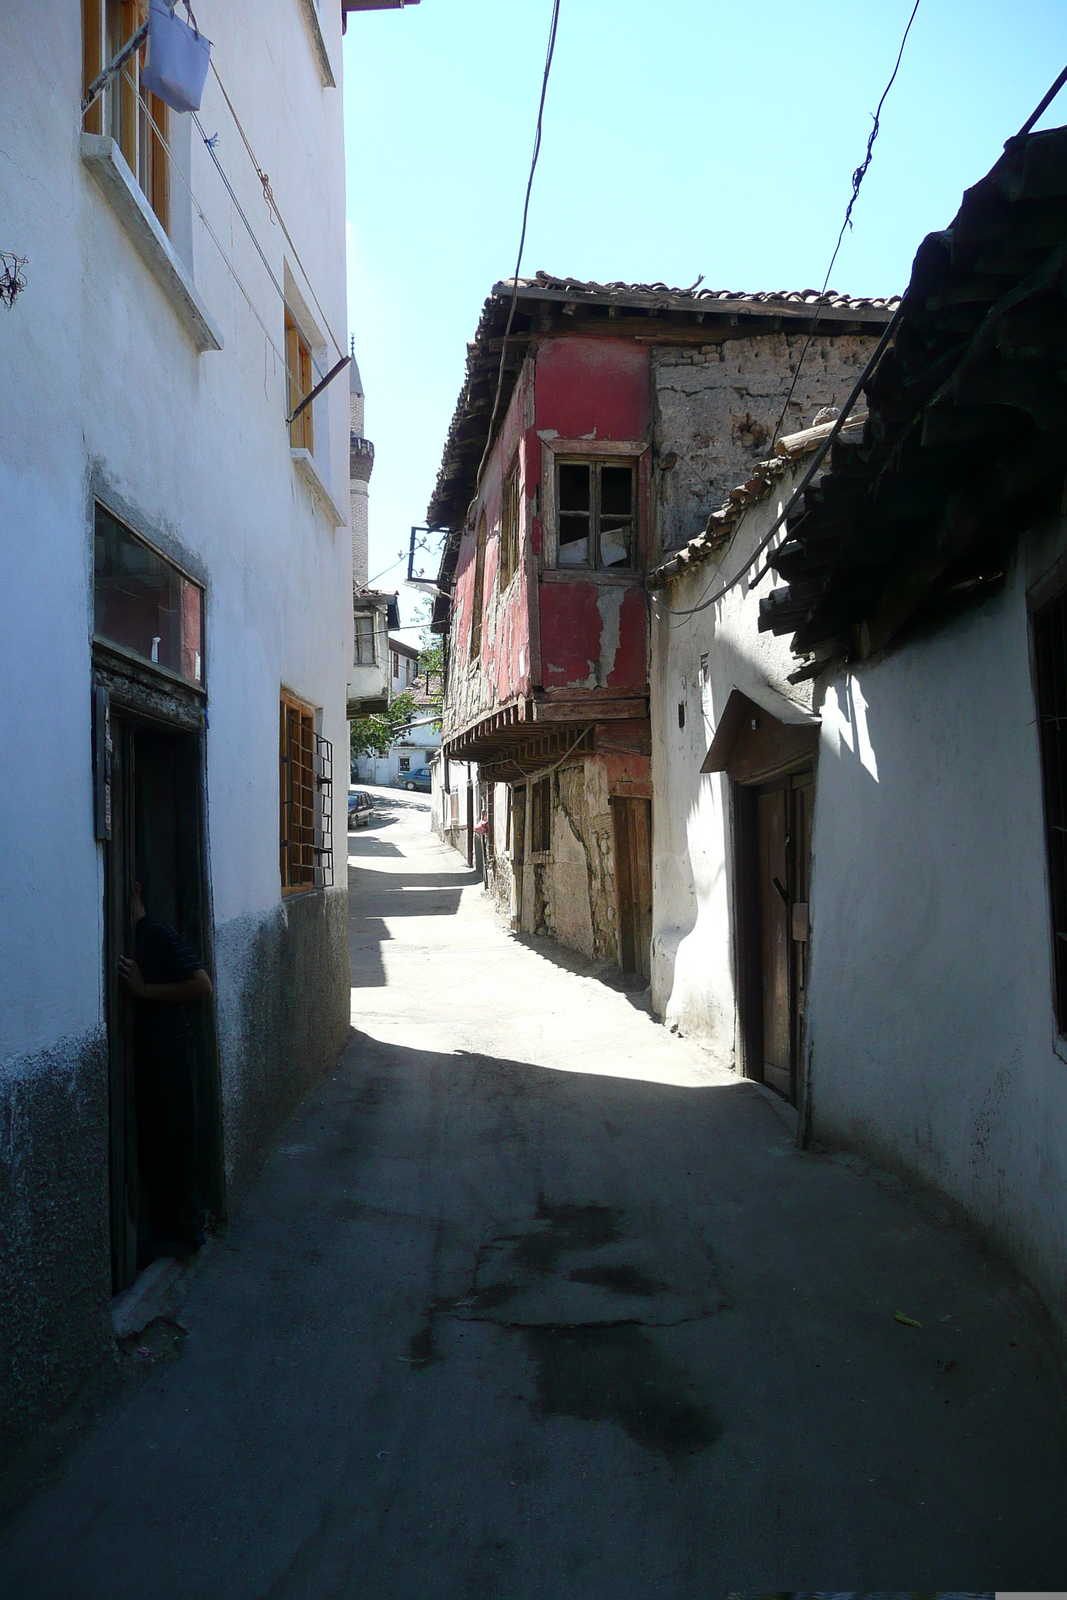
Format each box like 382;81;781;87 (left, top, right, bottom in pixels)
558;463;590;513
600;525;631;568
558;516;590;566
601;465;633;518
93;504;204;685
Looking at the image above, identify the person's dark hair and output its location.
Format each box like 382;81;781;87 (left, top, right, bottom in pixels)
134;860;149;907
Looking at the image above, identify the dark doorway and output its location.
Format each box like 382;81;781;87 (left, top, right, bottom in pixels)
613;797;653;981
734;770;813;1105
103;712;223;1293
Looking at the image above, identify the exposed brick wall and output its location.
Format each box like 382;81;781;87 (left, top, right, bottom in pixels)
652;333;880;556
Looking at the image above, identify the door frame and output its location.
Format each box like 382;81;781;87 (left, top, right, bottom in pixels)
731;764;814;1106
93;642;224;1292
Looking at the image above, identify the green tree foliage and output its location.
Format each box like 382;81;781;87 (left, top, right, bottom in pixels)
350;691;420;761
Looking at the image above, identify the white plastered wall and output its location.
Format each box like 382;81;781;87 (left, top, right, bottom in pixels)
649;465;813;1055
0;0;350;1055
806;520;1067;1329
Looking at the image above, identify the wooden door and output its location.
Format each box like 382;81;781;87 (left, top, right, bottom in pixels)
757;786;791;1098
613;797;653;981
791;774;813;1079
105;716;138;1292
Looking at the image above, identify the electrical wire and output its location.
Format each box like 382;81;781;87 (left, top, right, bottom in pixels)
191;108;330;386
474;0;561;495
208;59;347;363
123;67;303;401
770;0;920;448
654;305;903;623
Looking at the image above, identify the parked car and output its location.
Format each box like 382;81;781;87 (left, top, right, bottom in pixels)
348;788;373;829
399;767;432;793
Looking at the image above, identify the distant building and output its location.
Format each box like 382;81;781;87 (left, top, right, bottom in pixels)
427;274;892;964
346;345;398;717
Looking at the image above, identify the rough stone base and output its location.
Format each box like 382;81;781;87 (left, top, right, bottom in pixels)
0;1030;113;1446
213;885;350;1188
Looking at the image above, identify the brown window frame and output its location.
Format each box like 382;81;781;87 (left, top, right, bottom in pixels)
279;691;333;894
530;774;552;856
285;311;314;453
499;456;521;592
82;0;170;234
555;457;636;571
470;511;487;661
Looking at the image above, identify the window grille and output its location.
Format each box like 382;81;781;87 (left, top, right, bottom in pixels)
280;697;333;891
1034;589;1067;1030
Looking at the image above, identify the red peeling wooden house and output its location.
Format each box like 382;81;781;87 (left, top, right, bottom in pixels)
428;274;894;975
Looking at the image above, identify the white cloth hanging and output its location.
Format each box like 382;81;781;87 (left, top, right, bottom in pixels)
142;0;211;115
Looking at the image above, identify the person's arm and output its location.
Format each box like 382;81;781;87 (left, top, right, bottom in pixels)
119;957;212;1002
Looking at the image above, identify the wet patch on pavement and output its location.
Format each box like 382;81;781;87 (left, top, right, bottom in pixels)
524;1323;719;1468
567;1264;667;1297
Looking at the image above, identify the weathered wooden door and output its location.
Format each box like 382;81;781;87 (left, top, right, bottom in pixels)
613;797;653;981
757;786;791;1098
104;716;138;1292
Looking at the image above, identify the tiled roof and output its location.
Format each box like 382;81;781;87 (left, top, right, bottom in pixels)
512;271;899;318
426;271;897;630
760;124;1067;662
646;415;867;588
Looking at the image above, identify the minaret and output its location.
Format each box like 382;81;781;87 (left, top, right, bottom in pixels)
349;335;373;589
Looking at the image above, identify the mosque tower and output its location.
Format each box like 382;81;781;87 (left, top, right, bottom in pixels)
349;336;373;589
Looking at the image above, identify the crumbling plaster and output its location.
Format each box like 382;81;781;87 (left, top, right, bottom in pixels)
652;334;876;555
538;760;617;962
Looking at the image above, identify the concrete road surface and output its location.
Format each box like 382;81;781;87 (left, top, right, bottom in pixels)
2;791;1065;1595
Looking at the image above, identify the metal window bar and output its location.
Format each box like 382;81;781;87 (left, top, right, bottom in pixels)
314;732;334;889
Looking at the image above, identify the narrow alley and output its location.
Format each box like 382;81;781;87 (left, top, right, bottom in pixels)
2;795;1065;1596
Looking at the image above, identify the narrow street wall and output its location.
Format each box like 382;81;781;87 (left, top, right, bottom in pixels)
0;0;351;1441
649;459;815;1052
806;517;1067;1333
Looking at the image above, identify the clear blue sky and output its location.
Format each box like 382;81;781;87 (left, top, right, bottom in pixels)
341;0;1067;637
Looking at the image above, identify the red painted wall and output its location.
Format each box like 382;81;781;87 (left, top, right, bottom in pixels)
450;333;651;730
531;337;650;694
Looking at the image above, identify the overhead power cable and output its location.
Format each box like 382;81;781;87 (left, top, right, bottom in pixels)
126;69;304;402
770;0;921;448
208;60;347;363
655;305;903;624
474;0;561;495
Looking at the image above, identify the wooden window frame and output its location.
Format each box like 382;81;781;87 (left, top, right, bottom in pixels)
554;457;636;572
285;310;314;453
530;773;552;858
82;0;170;234
354;613;375;665
279;690;332;894
470;511;487;661
539;438;648;574
499;455;521;592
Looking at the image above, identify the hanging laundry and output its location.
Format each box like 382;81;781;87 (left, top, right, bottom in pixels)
142;0;211;114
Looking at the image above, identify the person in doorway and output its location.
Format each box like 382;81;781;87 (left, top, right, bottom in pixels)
119;876;212;1264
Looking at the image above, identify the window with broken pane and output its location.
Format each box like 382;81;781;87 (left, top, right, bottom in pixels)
556;460;635;570
94;503;203;684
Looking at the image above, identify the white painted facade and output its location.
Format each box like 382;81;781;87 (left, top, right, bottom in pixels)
651;456;1067;1333
807;516;1067;1333
0;0;352;1434
649;460;814;1047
